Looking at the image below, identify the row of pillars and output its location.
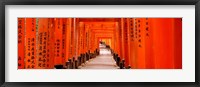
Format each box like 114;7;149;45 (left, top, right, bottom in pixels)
55;49;100;69
103;42;129;69
110;18;182;69
18;18;182;69
18;18;100;69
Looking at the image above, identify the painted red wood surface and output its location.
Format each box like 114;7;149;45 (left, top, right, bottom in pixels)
47;18;55;69
25;18;37;69
54;18;64;66
18;18;182;69
18;18;25;69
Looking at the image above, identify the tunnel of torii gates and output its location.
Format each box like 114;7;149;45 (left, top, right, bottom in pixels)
18;18;182;69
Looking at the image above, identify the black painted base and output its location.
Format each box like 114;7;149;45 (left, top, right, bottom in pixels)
54;65;64;69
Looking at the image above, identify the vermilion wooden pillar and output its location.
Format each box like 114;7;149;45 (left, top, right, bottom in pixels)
18;18;25;69
74;18;79;59
112;25;116;51
54;18;64;67
47;18;55;69
118;20;122;58
136;18;146;69
72;18;76;58
123;18;130;67
92;31;95;53
87;25;91;53
77;22;81;57
82;26;85;55
90;30;94;53
128;18;182;69
111;24;115;50
85;25;89;53
128;18;135;68
133;18;138;68
126;18;131;67
152;18;175;69
120;18;125;60
69;18;75;59
145;18;155;69
80;22;84;55
173;18;182;69
94;34;97;52
37;18;49;69
62;18;67;67
65;18;72;62
25;18;37;69
115;22;120;56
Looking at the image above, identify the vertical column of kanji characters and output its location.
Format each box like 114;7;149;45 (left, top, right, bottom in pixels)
37;18;48;69
46;18;55;69
129;19;134;42
54;18;64;68
18;18;25;69
129;18;135;68
37;18;43;68
43;19;48;68
25;18;37;69
136;18;146;69
62;18;67;67
133;18;138;68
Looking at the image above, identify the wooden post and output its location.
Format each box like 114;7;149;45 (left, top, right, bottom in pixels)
25;18;37;69
54;18;64;69
18;18;25;69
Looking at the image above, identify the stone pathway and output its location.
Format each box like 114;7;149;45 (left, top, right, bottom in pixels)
80;45;119;69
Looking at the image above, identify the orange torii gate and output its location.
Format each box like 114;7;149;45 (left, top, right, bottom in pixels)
18;18;182;69
95;34;114;47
